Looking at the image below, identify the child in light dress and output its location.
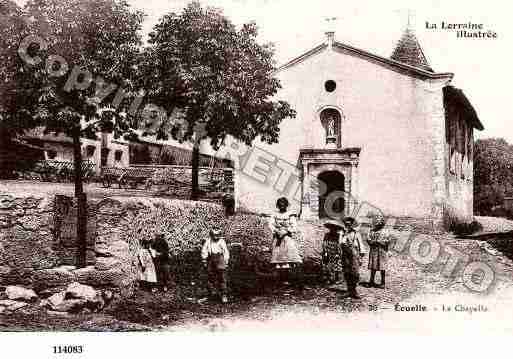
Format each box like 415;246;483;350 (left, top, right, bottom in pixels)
366;216;391;288
137;239;157;292
322;220;345;284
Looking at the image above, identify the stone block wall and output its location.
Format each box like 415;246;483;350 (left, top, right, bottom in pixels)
53;195;97;266
0;194;59;285
0;193;149;298
143;165;235;200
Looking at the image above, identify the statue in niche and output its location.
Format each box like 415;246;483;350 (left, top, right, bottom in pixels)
321;108;341;147
327;117;335;138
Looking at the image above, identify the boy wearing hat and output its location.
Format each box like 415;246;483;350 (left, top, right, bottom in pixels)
201;227;230;303
340;217;366;299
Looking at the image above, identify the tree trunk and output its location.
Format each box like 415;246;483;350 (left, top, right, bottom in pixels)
191;142;200;201
72;127;87;268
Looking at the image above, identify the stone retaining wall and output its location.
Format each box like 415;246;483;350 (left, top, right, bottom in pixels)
0;193;147;298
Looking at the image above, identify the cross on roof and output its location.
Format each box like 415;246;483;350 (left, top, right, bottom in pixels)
325;16;338;32
406;9;415;28
395;9;416;30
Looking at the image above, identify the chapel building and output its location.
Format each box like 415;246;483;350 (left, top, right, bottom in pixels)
233;27;483;228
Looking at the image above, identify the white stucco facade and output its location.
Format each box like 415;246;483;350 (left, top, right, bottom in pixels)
229;36;479;226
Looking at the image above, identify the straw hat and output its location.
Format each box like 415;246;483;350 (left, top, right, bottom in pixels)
323;219;345;230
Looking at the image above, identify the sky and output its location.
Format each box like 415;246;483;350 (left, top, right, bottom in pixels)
13;0;513;142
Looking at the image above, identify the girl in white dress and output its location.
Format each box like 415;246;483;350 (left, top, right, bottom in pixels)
270;197;302;267
137;240;157;291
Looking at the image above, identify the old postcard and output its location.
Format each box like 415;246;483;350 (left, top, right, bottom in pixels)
1;0;513;354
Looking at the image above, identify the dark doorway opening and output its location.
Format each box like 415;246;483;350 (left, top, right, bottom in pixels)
318;171;345;219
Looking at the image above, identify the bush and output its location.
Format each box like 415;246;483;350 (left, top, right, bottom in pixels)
451;220;483;236
489;206;512;219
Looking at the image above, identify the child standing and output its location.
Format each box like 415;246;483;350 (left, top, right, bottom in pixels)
269;197;304;291
322;220;345;284
340;217;366;299
270;197;302;269
137;239;158;292
366;216;390;289
152;233;172;292
201;227;230;303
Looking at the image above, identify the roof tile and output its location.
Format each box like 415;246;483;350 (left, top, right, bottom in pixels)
390;28;433;72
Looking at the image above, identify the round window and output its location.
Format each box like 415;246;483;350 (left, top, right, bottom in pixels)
324;80;336;92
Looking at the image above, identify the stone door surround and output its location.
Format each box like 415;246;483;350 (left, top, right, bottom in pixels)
298;147;360;219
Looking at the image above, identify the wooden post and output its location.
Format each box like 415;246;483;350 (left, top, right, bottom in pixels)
191;142;200;201
72;128;87;268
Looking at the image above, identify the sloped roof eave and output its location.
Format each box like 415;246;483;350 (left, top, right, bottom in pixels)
275;43;328;74
276;41;454;80
443;86;484;131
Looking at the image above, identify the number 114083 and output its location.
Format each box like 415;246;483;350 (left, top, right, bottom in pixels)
53;346;83;354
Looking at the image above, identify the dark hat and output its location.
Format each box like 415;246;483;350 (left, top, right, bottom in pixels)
343;216;358;227
276;197;289;208
371;216;386;230
209;227;223;237
324;220;345;230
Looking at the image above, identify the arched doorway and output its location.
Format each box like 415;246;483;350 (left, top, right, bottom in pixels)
318;171;345;219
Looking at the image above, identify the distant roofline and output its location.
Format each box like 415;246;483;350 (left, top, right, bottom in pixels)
276;41;454;80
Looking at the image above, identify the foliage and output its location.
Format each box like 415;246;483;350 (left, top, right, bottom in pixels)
0;1;28;176
1;0;146;175
141;1;295;147
0;0;25;117
140;1;296;199
451;220;483;236
0;0;146;266
488;206;513;220
474;138;513;215
2;0;145;139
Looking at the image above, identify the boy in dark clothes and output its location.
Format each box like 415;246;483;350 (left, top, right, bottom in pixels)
152;233;172;292
339;217;366;299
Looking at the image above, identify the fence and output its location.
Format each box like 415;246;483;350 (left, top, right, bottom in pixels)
130;141;232;168
15;160;96;182
100;164;235;201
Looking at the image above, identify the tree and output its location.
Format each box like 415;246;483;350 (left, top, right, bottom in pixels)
0;0;29;177
2;0;145;267
140;2;296;200
474;138;513;215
